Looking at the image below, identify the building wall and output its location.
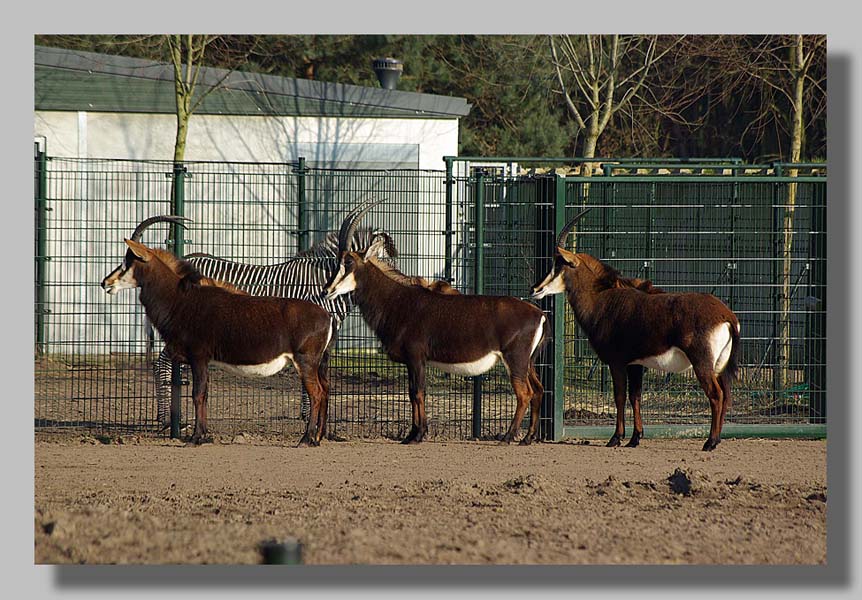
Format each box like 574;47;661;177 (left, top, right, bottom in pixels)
34;113;457;351
34;111;459;170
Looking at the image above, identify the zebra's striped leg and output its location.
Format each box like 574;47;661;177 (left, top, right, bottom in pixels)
317;349;332;439
300;390;310;422
153;348;174;429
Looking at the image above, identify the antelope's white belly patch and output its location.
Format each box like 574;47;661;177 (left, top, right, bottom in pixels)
629;323;734;374
430;352;502;376
212;353;296;378
630;347;692;373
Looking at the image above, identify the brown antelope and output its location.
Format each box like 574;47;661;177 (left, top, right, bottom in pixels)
324;199;550;445
531;209;741;451
101;217;335;446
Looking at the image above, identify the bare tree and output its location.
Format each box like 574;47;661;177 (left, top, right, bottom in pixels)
713;34;825;390
548;34;682;172
165;35;261;164
779;35;826;391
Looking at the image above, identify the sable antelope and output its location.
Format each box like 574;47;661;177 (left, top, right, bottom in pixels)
101;219;335;446
109;217;399;430
531;209;741;451
155;227;398;428
325;199;550;445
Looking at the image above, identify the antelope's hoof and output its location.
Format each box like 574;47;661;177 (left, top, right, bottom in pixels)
518;437;533;446
296;436;319;448
625;433;642;448
702;438;720;452
606;435;622;448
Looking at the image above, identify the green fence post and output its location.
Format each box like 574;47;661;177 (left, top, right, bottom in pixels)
296;157;308;253
444;157;454;283
551;174;567;441
472;169;486;439
34;143;49;355
169;162;187;440
809;179;827;423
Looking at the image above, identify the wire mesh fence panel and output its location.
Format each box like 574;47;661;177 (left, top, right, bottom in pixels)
35;157;175;433
561;174;826;431
34;154;826;440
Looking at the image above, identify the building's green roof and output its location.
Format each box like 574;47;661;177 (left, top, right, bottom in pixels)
35;45;472;119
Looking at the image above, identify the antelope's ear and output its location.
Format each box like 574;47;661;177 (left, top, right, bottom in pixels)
558;247;580;267
362;236;387;260
124;238;152;261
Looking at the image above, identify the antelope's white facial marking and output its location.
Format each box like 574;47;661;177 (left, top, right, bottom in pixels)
630;322;736;374
325;264;356;300
101;262;138;295
531;270;566;300
213;353;296;378
429;352;503;377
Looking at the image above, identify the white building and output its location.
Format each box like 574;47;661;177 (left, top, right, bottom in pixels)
34;45;472;352
35;45;471;168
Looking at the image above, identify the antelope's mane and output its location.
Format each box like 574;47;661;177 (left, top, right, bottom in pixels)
580;254;664;294
368;256;428;288
149;248;246;294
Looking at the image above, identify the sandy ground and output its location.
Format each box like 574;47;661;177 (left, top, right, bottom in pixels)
34;435;826;565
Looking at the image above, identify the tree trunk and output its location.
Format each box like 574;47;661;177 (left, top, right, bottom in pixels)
777;35;806;394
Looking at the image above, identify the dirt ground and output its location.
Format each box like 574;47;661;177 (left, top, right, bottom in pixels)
34;434;827;565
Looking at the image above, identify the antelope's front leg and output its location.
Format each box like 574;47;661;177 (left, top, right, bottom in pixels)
189;358;210;445
606;364;627;448
625;364;645;447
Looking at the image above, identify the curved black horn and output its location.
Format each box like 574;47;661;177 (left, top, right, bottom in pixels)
337;198;385;253
131;215;192;242
345;198;385;252
336;200;371;254
556;207;591;248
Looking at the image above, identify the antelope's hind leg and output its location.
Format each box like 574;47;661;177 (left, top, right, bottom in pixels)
518;364;544;445
501;370;532;445
296;354;326;448
693;363;724;452
402;362;428;444
188;358;210;445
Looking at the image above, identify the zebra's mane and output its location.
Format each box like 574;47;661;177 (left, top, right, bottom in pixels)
296;227;399;259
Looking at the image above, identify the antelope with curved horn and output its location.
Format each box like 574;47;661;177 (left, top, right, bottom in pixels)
325;199;550;445
106;216;403;432
531;209;741;451
103;216;247;296
101;216;335;446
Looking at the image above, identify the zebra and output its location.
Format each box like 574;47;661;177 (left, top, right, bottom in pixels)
150;227;399;429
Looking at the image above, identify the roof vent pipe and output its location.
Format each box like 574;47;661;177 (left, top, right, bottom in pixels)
373;57;403;90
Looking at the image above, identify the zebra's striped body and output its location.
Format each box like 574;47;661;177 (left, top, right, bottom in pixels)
152;228;397;427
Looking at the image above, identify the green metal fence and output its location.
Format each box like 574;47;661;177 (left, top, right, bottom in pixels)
34;152;826;441
447;157;826;441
